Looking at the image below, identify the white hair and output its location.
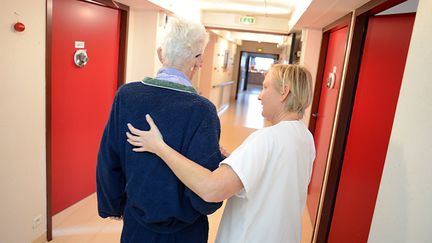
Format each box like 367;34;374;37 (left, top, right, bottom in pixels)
160;17;209;68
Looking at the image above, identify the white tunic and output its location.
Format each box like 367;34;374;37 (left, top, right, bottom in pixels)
216;120;316;243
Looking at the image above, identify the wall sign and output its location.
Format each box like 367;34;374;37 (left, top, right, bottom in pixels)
75;41;85;49
239;16;255;25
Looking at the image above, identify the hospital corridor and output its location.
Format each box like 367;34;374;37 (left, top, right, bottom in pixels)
1;0;432;242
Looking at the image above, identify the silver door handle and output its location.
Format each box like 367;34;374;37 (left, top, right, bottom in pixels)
74;49;89;68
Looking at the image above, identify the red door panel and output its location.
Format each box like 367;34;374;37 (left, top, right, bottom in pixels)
52;0;119;214
307;26;348;224
328;14;415;243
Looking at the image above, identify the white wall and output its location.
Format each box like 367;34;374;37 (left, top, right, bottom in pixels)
0;1;47;242
211;37;237;86
368;0;432;242
207;37;237;110
125;10;161;82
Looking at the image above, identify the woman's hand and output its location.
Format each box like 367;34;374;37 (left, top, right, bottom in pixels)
126;114;165;154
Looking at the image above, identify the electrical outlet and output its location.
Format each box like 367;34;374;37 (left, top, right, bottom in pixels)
32;215;42;229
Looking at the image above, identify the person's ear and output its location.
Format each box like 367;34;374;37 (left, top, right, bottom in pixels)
280;85;290;101
157;47;163;64
197;53;205;67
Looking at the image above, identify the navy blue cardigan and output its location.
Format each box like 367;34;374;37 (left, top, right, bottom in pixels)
96;79;223;234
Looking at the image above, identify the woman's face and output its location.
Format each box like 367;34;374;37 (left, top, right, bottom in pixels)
258;71;284;122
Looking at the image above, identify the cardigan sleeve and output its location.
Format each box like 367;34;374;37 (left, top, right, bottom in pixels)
96;92;126;218
183;106;224;215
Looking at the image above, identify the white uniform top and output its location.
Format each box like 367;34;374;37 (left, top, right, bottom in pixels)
216;120;316;243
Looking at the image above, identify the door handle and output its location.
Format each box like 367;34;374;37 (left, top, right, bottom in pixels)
326;72;335;89
74;49;89;68
326;66;337;89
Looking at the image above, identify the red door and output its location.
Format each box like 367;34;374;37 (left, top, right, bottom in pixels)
51;0;120;214
328;14;415;243
307;26;349;224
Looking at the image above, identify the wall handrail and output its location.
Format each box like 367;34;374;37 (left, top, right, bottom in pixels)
212;81;234;88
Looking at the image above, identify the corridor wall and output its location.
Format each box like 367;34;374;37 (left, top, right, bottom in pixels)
0;1;46;242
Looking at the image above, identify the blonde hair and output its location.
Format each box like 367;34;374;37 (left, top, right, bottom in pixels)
270;64;313;117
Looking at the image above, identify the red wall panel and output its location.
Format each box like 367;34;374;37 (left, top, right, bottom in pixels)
328;14;415;243
51;0;119;214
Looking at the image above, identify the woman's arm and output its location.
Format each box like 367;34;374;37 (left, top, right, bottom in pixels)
126;114;243;202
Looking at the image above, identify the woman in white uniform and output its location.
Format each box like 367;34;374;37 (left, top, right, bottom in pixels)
126;64;316;243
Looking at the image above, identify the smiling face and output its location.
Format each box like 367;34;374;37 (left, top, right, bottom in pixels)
258;70;286;123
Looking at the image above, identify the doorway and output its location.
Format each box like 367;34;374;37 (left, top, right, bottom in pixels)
307;25;349;227
312;1;418;242
327;12;416;243
235;51;278;99
46;0;128;240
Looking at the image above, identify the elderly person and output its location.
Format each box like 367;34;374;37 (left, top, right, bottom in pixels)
126;64;316;243
96;17;223;243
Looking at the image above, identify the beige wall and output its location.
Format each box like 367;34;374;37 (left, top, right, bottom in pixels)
368;0;432;242
125;9;163;82
209;36;237;110
300;28;322;126
211;38;237;86
198;33;217;98
198;32;237;110
0;1;47;242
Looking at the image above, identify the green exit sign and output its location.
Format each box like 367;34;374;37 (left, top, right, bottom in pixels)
239;16;255;24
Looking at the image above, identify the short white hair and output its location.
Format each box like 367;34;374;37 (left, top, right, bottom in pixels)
160;17;209;68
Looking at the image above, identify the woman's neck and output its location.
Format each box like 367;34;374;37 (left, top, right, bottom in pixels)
271;111;301;125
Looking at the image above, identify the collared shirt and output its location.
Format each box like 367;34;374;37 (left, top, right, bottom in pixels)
155;67;192;87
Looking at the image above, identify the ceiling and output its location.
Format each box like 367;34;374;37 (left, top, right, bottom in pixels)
209;29;286;45
200;0;298;44
199;0;296;18
200;0;349;44
115;0;403;44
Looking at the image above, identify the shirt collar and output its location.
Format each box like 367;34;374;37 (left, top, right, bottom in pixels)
155;67;192;87
141;77;197;94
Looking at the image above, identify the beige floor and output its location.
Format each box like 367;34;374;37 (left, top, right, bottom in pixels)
50;88;313;243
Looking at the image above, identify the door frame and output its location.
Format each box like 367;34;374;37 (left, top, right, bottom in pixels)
307;12;353;241
312;0;409;242
235;51;279;99
235;51;249;99
45;0;129;240
308;13;352;135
